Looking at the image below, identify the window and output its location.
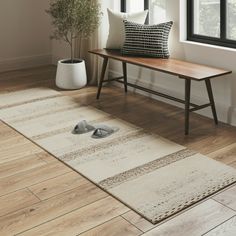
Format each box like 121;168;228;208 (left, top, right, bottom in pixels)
187;0;236;48
121;0;167;24
121;0;145;13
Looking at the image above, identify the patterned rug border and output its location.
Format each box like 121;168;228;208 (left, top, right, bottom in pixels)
98;148;197;190
0;93;62;109
112;180;236;224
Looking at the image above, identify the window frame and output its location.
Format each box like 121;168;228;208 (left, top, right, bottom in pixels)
121;0;126;12
121;0;149;15
121;0;149;23
187;0;236;49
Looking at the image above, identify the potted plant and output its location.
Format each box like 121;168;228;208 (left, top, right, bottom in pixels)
46;0;102;89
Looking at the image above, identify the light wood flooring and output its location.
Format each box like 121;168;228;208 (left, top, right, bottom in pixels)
0;65;236;236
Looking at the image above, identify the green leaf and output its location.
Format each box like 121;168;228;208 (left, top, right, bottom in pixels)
46;0;103;61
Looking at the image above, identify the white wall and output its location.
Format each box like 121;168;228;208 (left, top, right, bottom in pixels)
0;0;52;72
109;0;236;126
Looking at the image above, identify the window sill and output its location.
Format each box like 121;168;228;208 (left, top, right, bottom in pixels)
180;40;236;53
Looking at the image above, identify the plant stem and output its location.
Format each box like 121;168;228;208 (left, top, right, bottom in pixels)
71;33;74;63
77;36;81;59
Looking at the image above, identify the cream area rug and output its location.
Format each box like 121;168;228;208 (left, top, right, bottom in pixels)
1;87;236;224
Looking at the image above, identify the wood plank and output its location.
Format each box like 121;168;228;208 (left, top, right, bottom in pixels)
0;154;46;179
29;172;88;200
0;121;12;131
0;189;40;217
0;65;55;82
203;216;236;236
0;135;28;147
79;217;142;236
185;129;236;155
122;211;155;232
0;162;70;197
0;122;25;142
0;124;28;147
17;197;129;236
36;152;58;163
0;74;54;88
142;200;235;236
0;80;56;94
208;143;236;166
89;49;231;81
0;141;42;164
0;126;32;143
0;121;17;136
0;183;107;236
213;185;236;211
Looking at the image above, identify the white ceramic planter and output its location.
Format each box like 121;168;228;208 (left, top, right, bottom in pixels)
56;59;87;90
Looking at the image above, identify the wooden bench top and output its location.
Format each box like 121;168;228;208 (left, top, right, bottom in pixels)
89;49;231;81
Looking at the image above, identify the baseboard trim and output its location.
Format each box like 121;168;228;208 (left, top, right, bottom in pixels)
109;69;232;125
228;107;236;126
0;54;52;72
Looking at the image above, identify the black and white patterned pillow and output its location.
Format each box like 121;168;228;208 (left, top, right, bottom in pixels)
121;20;173;58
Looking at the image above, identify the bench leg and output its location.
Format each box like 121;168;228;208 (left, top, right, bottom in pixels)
122;62;128;93
205;78;218;125
185;79;191;135
97;57;108;100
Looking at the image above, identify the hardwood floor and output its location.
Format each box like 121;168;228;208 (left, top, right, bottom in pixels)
0;65;235;236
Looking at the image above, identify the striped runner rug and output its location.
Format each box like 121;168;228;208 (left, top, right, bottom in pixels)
0;87;236;224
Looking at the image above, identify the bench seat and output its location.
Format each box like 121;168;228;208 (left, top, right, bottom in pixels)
89;49;232;135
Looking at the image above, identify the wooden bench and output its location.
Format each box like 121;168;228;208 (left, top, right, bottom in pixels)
89;49;232;135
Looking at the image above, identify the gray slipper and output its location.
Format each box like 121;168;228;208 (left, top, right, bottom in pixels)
91;124;119;139
72;120;95;134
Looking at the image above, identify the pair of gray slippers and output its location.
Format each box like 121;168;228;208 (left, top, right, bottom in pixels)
72;120;119;139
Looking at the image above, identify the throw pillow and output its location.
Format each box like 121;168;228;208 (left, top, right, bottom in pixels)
106;8;148;49
121;20;173;58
